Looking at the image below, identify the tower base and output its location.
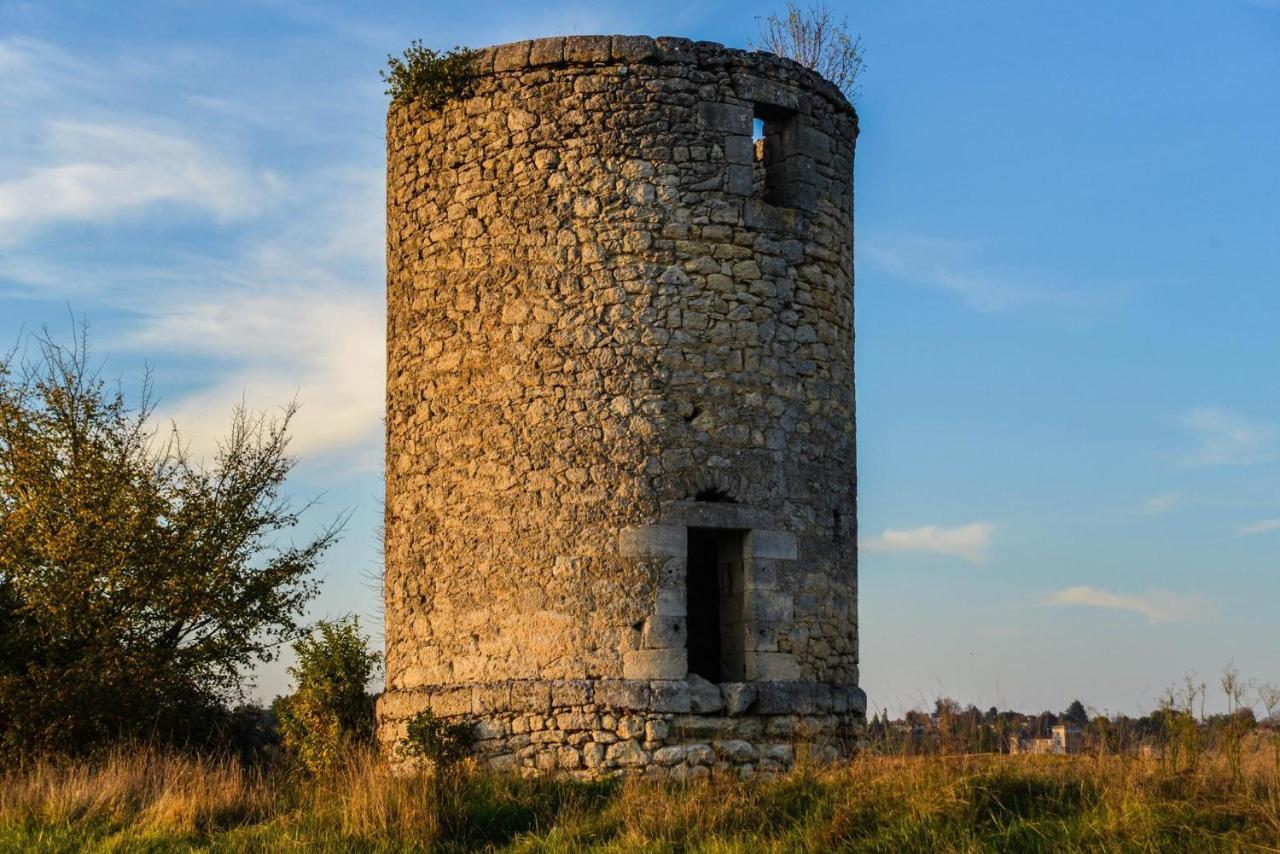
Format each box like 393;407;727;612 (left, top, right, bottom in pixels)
377;678;867;777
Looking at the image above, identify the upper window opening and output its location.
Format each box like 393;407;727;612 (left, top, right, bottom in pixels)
752;104;800;207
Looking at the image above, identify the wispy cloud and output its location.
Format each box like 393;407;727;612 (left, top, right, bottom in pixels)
0;120;264;243
860;523;993;564
1045;586;1217;624
1138;492;1183;515
860;233;1101;314
1237;518;1280;536
0;33;384;467
1179;407;1279;466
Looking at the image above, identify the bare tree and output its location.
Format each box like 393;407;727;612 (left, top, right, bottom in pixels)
1259;682;1280;722
752;3;865;99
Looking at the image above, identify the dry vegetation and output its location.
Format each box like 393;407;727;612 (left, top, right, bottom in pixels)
3;746;1279;852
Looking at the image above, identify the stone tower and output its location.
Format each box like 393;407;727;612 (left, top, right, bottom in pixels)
379;35;862;776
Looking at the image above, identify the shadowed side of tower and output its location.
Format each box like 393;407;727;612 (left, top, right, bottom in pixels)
379;35;861;776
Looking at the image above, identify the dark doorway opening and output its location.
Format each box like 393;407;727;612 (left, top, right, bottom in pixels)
686;528;746;682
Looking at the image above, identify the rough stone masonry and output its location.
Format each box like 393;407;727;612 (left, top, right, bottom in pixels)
379;34;862;778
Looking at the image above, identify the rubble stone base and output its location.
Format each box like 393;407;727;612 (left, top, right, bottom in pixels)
378;678;866;777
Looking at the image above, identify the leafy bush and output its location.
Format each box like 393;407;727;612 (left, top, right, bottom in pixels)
277;618;380;777
381;41;477;108
0;328;335;758
399;710;477;769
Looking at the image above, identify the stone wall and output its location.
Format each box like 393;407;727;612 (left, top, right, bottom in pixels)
378;678;863;778
382;34;860;774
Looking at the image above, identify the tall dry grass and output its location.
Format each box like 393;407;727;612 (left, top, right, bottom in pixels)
2;746;1279;850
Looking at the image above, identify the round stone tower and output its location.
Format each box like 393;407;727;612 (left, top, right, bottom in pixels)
380;34;862;776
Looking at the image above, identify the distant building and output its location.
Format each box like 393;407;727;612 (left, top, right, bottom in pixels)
1010;724;1084;755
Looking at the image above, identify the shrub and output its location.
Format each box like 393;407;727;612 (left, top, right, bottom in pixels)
399;710;477;770
277;618;380;777
0;328;335;758
381;41;477;108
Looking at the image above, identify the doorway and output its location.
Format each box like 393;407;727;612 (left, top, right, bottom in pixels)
685;528;747;682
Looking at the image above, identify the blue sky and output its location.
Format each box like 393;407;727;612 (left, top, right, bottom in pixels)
2;0;1277;716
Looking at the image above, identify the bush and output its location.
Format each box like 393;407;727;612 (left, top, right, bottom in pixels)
277;618;380;776
0;328;335;758
399;710;477;770
381;41;477;108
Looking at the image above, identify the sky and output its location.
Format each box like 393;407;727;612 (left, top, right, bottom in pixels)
1;0;1277;718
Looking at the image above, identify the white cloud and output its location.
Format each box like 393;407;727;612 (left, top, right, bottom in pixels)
860;233;1097;314
133;289;383;466
1138;492;1183;515
1237;518;1280;536
1179;407;1279;466
0;120;262;243
118;165;385;467
0;31;383;466
1045;585;1217;624
860;523;993;564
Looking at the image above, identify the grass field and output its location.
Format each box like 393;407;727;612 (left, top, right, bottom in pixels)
2;748;1278;852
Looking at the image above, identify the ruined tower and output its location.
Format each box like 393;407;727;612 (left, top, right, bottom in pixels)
380;35;861;776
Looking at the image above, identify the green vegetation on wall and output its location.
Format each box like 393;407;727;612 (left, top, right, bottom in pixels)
381;41;477;108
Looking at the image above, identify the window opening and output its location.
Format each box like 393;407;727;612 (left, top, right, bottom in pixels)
752;104;800;207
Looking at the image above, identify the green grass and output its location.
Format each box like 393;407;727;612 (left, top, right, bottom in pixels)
1;750;1277;852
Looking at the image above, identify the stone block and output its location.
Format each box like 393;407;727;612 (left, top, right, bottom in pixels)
744;589;794;623
623;649;686;680
605;739;649;767
650;680;692;713
596;679;651;710
583;742;606;769
475;718;508;739
745;558;783;591
527;37;564;66
654;36;696;64
724;134;755;165
655;586;687;618
619;525;686;558
652;745;688;766
754;681;816;714
611;35;657;63
555;711;598;731
510;680;551;713
687;673;724;714
551;679;593;707
671;715;729;738
723;716;764;739
714;739;759;763
642;616;686;649
473;682;512;713
744;621;780;651
616;715;645;739
564;35;612;64
720;682;758;716
493;41;531;72
848;686;868;716
748;530;797;560
429;686;473;716
726;164;754;196
699;102;752;135
733;74;802;110
745;651;800;683
763;743;794;765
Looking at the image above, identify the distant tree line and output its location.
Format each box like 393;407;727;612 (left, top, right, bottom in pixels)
867;668;1278;764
